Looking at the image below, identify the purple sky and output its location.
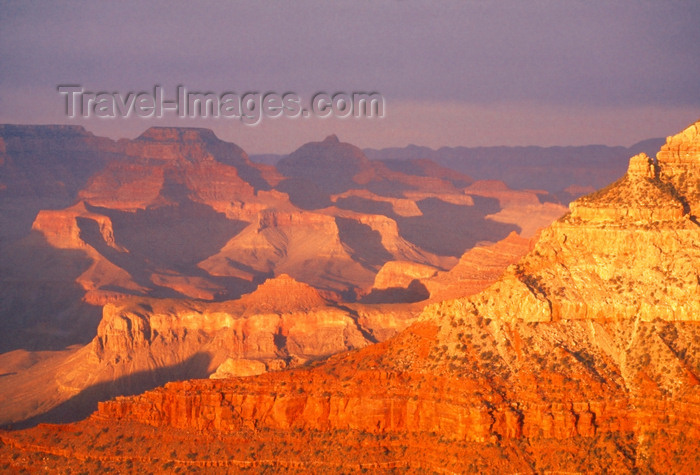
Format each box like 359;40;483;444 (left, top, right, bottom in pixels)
1;1;699;153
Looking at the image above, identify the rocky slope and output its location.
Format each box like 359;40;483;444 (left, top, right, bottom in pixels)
18;127;557;303
421;231;531;301
0;124;570;434
0;274;426;427
0;125;117;210
470;151;699;323
362;231;531;303
6;120;697;472
2;125;565;352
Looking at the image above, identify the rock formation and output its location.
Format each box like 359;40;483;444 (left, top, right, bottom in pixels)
471;126;699;323
1;124;569;432
422;231;531;301
8;122;660;473
5;120;697;473
0;271;432;427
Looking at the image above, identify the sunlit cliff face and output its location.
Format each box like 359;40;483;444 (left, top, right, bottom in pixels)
2;120;697;473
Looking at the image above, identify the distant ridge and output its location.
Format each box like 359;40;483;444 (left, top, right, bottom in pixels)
363;139;666;199
250;139;665;202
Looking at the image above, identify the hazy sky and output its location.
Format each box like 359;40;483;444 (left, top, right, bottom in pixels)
1;0;699;153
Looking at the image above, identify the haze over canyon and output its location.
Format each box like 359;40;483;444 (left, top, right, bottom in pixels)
0;118;697;473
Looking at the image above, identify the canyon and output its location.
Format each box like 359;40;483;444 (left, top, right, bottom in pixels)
0;124;553;428
1;120;697;473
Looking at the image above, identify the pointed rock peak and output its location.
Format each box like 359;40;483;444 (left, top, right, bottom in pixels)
503;230;525;243
137;126;218;143
254;274;320;295
279;134;369;174
627;153;658;179
239;274;327;315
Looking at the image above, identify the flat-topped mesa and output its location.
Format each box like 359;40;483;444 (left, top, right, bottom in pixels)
32;201;122;251
372;261;438;290
255;208;338;231
124;127;218;163
77;126;273;209
137;126;219;143
124;126;249;165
